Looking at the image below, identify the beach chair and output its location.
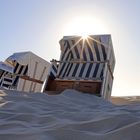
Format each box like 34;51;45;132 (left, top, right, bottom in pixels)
4;51;50;92
43;35;115;99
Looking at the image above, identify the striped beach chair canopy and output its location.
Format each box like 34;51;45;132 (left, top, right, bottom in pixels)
55;35;115;81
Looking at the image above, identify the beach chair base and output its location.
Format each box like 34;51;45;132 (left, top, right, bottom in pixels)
45;77;102;96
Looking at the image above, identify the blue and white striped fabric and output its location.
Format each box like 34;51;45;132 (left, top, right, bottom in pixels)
0;61;28;89
2;76;13;89
49;60;58;79
13;61;28;75
56;35;111;80
11;61;28;87
44;35;115;99
0;71;9;87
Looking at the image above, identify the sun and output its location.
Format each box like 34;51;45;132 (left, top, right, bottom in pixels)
82;34;89;40
63;16;108;37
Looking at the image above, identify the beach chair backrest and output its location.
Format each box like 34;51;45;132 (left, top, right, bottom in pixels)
56;35;112;80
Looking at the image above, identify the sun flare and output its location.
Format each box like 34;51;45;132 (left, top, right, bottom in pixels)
63;16;108;37
82;34;89;40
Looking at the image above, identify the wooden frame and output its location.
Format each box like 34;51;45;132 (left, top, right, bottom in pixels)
45;76;102;96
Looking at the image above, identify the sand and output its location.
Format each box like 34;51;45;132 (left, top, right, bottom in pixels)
0;89;140;140
111;96;140;105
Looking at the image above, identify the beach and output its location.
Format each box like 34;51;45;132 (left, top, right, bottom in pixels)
111;96;140;105
0;89;140;140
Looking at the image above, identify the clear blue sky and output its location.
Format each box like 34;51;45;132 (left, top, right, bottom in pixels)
0;0;140;96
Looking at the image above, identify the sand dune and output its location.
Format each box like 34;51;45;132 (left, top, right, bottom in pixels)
0;89;140;140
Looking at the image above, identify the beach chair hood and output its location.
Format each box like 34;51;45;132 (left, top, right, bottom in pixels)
6;51;32;66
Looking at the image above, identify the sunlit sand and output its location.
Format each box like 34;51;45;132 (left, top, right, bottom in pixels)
0;89;140;140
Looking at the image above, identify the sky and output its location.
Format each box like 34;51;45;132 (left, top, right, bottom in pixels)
0;0;140;96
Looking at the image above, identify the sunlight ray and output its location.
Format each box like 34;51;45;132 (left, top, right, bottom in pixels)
88;36;108;48
63;37;83;61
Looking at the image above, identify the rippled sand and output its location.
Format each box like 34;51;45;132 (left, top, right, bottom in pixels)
0;89;140;140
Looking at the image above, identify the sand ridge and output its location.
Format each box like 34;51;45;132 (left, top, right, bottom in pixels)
0;89;140;140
